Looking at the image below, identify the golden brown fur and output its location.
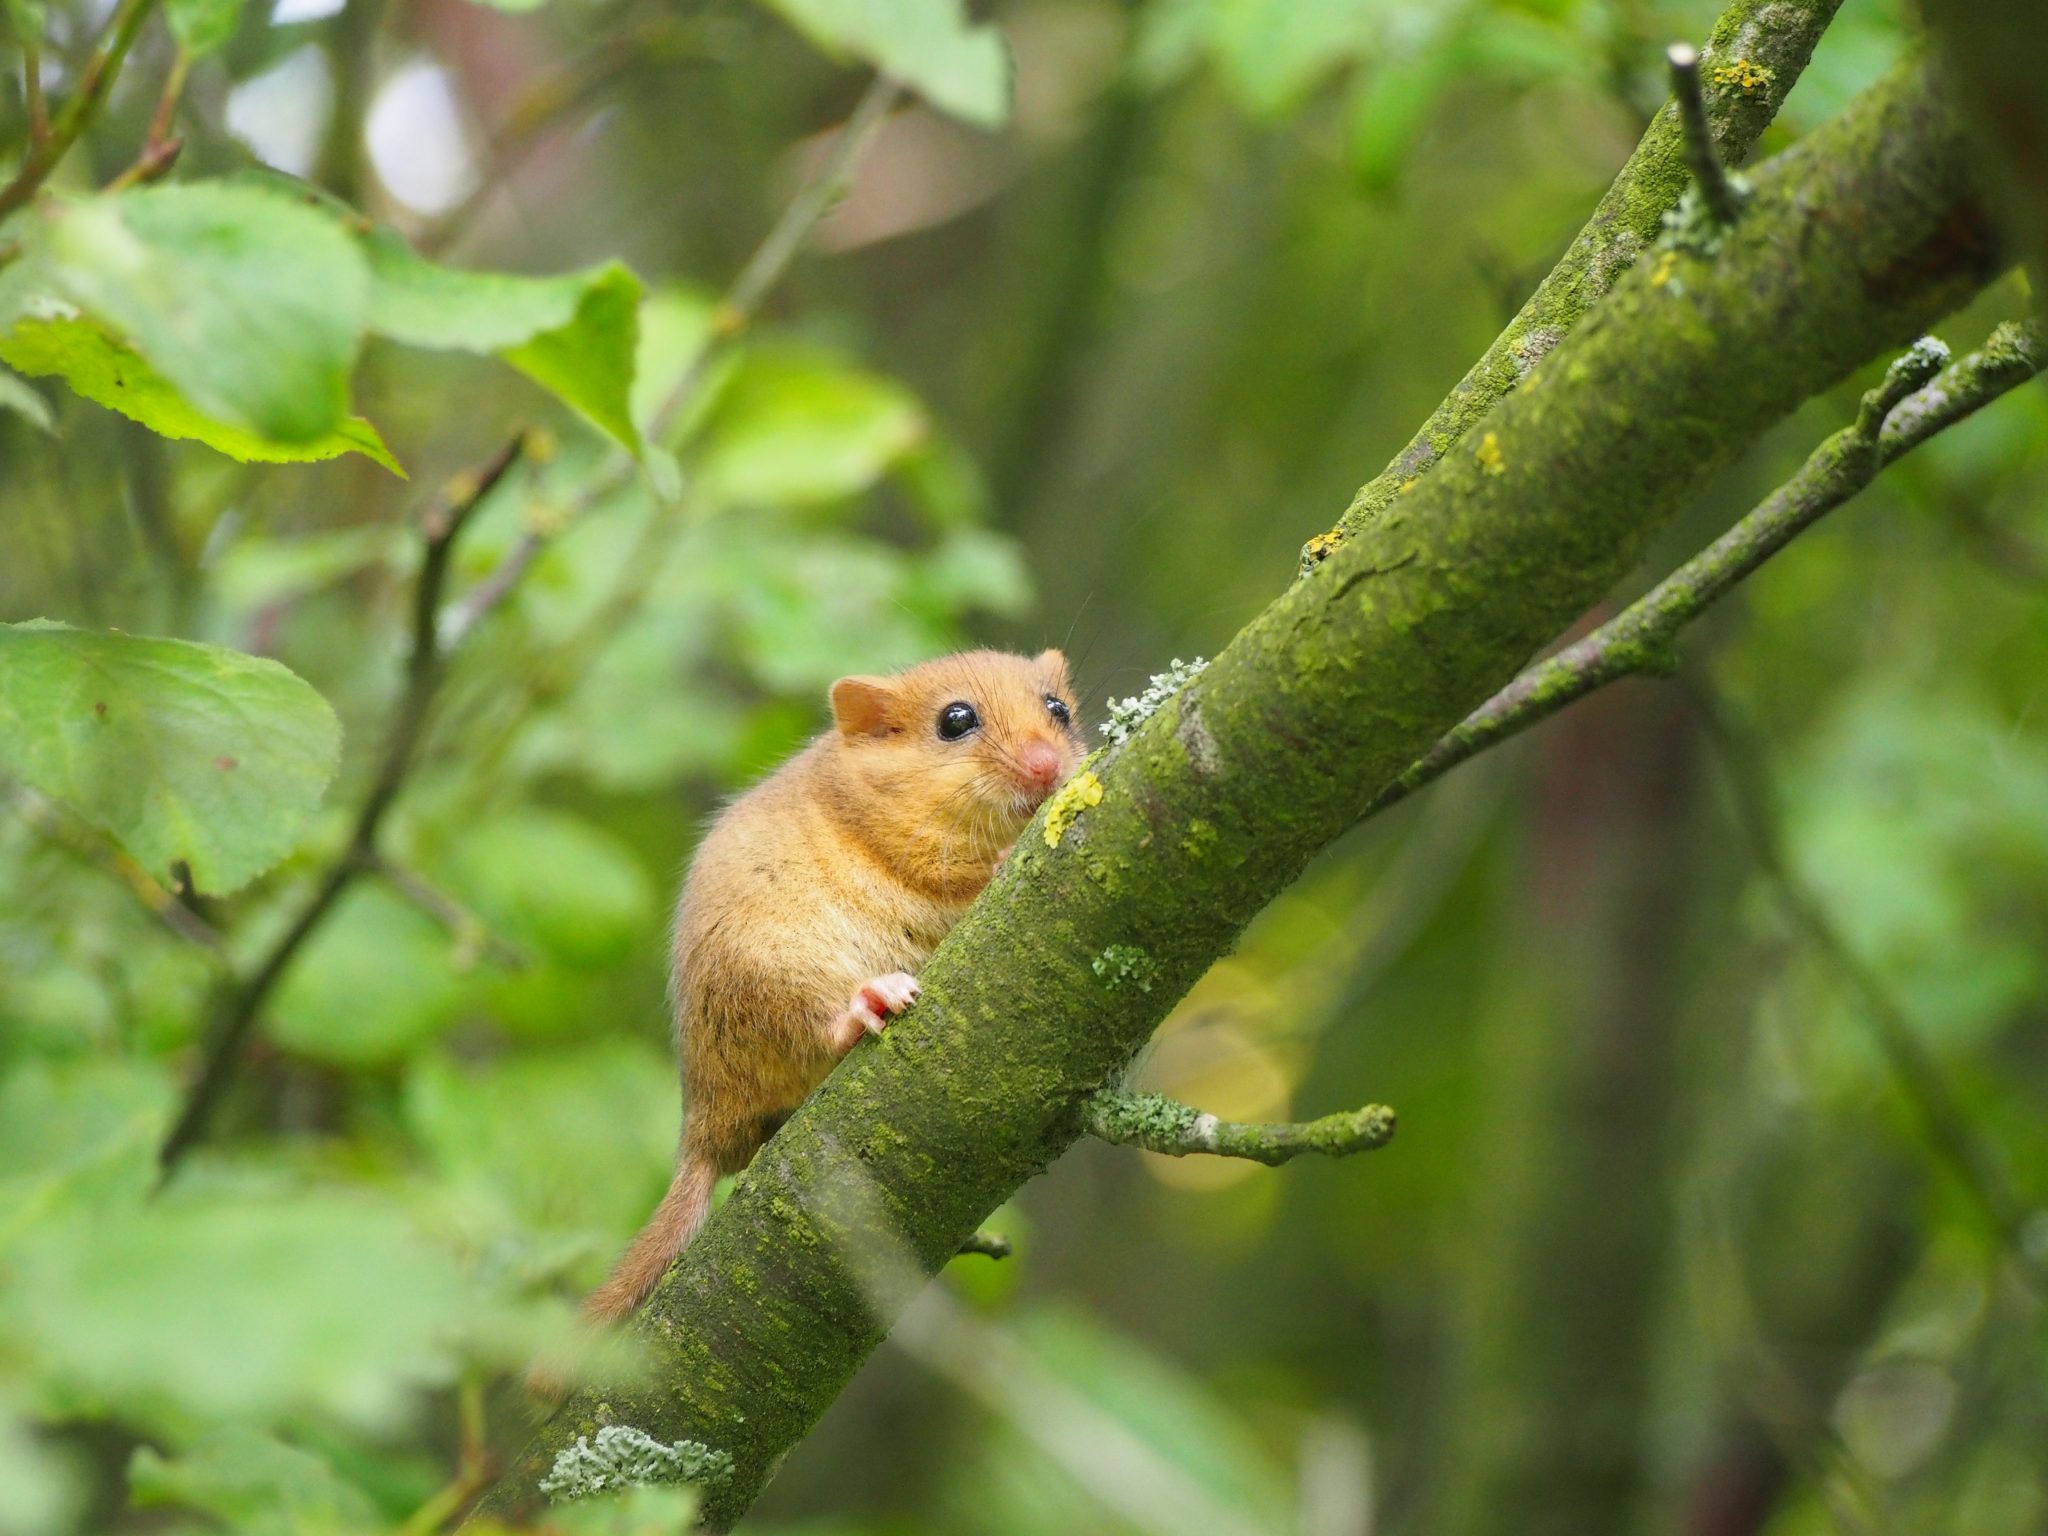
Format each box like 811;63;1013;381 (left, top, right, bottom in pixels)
582;649;1083;1324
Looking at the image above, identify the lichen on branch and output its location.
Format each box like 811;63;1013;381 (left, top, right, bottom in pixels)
1085;1091;1396;1166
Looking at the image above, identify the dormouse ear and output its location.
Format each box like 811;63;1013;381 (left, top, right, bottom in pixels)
830;676;898;737
1034;649;1070;690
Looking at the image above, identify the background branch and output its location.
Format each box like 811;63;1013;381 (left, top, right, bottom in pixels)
157;436;529;1172
1691;684;2046;1289
0;0;163;219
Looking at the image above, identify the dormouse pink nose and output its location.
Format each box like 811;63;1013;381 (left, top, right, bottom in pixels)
1018;739;1063;794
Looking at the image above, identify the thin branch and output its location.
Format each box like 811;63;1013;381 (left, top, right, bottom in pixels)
106;45;190;192
371;855;529;972
1367;320;2048;819
9;786;227;958
956;1231;1012;1260
1668;43;1743;226
0;0;163;220
158;436;529;1173
1085;1091;1396;1167
1691;684;2047;1290
445;72;901;646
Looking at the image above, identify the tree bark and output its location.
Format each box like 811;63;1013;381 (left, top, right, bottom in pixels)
472;59;2003;1529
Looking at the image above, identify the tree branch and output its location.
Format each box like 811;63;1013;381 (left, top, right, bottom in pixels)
470;58;2006;1529
1086;1091;1395;1166
1299;0;1841;573
0;0;163;220
157;436;529;1173
1366;318;2047;819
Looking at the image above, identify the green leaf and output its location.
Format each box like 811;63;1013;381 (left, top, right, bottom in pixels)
0;622;343;896
270;885;469;1066
404;1039;676;1242
0;1058;172;1250
756;0;1010;127
0;313;402;471
130;1429;380;1536
165;0;246;55
30;184;370;444
2;1188;468;1430
0;366;52;432
694;346;928;508
363;231;646;456
549;1486;702;1536
439;808;655;966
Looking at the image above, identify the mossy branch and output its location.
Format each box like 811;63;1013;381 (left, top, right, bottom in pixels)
1367;318;2048;818
1086;1091;1395;1166
471;58;2003;1531
1299;0;1840;573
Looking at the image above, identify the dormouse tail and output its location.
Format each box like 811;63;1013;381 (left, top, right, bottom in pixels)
584;1154;718;1324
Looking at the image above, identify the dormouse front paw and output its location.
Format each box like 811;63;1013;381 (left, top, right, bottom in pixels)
851;971;920;1034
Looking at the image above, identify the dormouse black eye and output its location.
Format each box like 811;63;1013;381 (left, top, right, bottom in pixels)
937;701;979;740
1045;695;1071;725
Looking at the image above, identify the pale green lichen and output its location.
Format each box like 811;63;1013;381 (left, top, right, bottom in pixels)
1657;179;1752;257
1042;770;1103;847
1086;1090;1201;1144
1099;658;1209;747
1092;944;1159;992
539;1426;735;1502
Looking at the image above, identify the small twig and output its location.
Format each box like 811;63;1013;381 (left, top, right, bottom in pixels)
956;1231;1012;1260
372;854;529;971
1668;42;1741;226
1691;684;2046;1291
9;786;228;959
447;72;902;645
0;0;164;220
105;45;190;191
401;1377;495;1536
1085;1091;1396;1167
23;38;49;144
158;436;530;1174
1367;321;2047;819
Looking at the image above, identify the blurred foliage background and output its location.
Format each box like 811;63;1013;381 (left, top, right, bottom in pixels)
2;0;2046;1533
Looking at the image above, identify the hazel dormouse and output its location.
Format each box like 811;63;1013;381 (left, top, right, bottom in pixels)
581;648;1083;1325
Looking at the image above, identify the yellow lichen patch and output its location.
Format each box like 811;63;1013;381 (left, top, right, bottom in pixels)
1650;249;1681;288
1711;58;1774;95
1474;431;1506;476
1043;771;1104;847
1397;477;1420;495
1302;529;1344;565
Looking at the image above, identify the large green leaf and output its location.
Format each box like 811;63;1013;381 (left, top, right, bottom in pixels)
0;1058;171;1249
0;313;401;471
0;622;342;896
129;1429;381;1536
1;1188;468;1430
439;808;655;966
693;346;927;507
30;184;370;444
269;885;469;1066
757;0;1010;127
364;231;646;457
404;1039;676;1243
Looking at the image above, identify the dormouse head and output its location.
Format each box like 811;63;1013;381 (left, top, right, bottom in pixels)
827;649;1084;862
